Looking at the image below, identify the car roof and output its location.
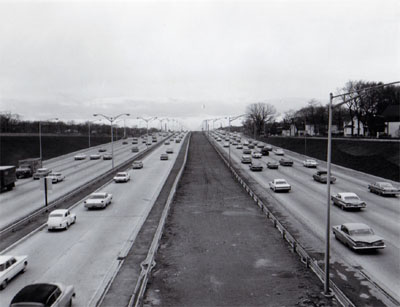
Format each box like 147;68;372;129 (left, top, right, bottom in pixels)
0;255;14;263
116;172;128;175
91;192;107;197
133;160;142;163
11;283;59;304
274;178;287;182
50;209;68;214
338;192;358;198
342;223;370;231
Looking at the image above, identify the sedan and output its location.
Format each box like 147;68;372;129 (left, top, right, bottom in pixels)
122;141;128;145
164;140;170;145
33;168;52;180
261;148;269;156
242;148;252;155
264;145;273;151
90;154;101;160
47;209;76;231
249;161;263;171
166;148;174;154
84;192;113;209
331;192;366;210
0;255;28;290
236;144;243;149
279;158;293;166
10;283;75;307
368;181;400;196
313;170;336;183
131;146;139;153
113;172;130;183
47;172;65;183
98;148;107;152
251;151;262;159
103;154;112;160
74;154;86;160
332;223;385;251
303;159;318;168
272;149;285;155
223;142;230;148
267;161;279;169
269;179;291;192
132;161;143;169
160;153;169;160
241;154;252;164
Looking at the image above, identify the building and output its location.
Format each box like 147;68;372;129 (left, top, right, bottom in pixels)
381;105;400;138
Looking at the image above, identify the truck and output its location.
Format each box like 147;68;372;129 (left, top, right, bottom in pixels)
0;166;16;192
15;158;42;179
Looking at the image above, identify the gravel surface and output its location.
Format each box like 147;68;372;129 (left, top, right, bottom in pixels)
144;132;338;307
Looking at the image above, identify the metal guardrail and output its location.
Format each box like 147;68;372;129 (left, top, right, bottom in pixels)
207;134;355;307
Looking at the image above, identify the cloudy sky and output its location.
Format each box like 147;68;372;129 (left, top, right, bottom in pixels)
0;0;398;130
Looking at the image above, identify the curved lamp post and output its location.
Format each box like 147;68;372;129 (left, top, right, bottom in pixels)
226;114;246;167
137;117;157;144
39;118;58;162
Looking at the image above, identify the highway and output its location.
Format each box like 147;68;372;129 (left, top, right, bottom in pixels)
210;132;400;304
0;134;186;305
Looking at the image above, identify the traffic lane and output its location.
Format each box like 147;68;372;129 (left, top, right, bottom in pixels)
215;140;400;301
0;137;184;305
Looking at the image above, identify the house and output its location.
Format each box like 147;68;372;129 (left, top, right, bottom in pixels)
381;105;400;138
343;117;367;137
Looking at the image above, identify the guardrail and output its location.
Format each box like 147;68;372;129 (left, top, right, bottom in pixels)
206;134;355;307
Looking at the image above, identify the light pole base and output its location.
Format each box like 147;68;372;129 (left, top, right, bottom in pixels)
321;291;334;298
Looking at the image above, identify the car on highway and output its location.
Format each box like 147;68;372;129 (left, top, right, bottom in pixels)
142;139;147;143
132;161;143;169
257;143;265;149
247;143;255;149
160;153;169;160
267;161;279;169
332;223;385;251
251;151;262;159
47;172;65;183
303;159;318;168
368;181;400;196
164;140;170;145
241;154;252;164
175;139;181;143
146;141;152;146
236;144;243;149
90;154;101;160
10;283;75;307
74;154;86;160
113;172;130;183
272;149;284;155
261;147;269;156
103;154;112;160
33;168;52;180
131;146;139;153
264;144;273;151
223;142;230;148
331;192;366;210
313;170;336;183
132;138;138;144
122;141;128;145
242;148;252;155
0;255;28;290
249;161;263;171
98;148;107;152
166;148;174;154
84;192;113;209
279;158;294;166
47;209;76;231
269;179;291;192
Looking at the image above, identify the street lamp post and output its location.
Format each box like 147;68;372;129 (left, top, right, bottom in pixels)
226;114;246;167
323;80;399;296
39;118;58;162
137;117;157;144
93;113;130;168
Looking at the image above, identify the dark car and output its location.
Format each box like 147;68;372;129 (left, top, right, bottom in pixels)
261;147;269;156
267;161;279;169
249;161;263;171
131;146;139;153
103;154;112;160
279;158;293;166
313;170;336;183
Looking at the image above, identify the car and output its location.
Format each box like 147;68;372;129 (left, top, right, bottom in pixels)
132;161;143;169
267;161;279;169
113;172;130;183
249;161;263;171
236;144;243;149
84;192;113;209
131;146;139;153
264;145;273;151
313;170;336;183
247;143;255;149
164;140;170;145
47;172;65;183
175;139;181;143
251;151;262;159
103;154;112;160
33;168;52;180
332;223;385;251
269;179;291;192
90;154;101;160
160;153;169;160
0;255;28;290
74;154;86;160
261;147;269;156
241;154;252;164
142;139;147;143
98;148;107;152
331;192;366;210
132;138;138;144
146;141;152;146
303;159;318;168
242;148;252;155
223;142;230;148
368;181;400;196
152;138;157;143
10;283;75;307
47;209;76;230
279;158;293;166
166;148;174;154
232;140;238;145
122;141;128;145
272;149;284;155
257;143;265;149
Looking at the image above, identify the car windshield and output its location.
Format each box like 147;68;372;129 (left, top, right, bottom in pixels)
50;213;63;217
91;194;106;199
0;263;5;271
350;228;374;235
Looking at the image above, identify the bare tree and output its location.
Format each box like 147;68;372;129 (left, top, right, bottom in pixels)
245;102;277;137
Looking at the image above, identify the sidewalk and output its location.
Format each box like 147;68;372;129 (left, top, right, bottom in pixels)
144;132;338;306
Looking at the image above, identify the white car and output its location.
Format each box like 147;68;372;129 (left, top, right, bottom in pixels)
269;179;291;192
90;154;101;160
84;192;113;209
223;142;230;147
164;140;170;145
32;168;52;180
74;154;86;160
47;172;65;183
331;192;366;210
113;172;130;183
166;148;174;154
0;255;28;290
303;159;318;168
132;161;144;169
47;209;76;231
251;151;262;159
272;149;285;156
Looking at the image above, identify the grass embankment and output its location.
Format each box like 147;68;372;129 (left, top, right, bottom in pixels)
261;136;400;182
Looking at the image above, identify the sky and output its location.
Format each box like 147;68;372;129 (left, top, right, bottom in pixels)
0;0;399;130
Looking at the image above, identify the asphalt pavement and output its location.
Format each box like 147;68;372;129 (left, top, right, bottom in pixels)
143;132;338;306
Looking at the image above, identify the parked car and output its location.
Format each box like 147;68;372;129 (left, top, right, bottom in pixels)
272;149;284;155
269;179;291;192
74;154;86;160
84;192;112;209
251;151;262;159
47;209;76;231
166;148;174;154
303;159;318;168
0;255;28;290
47;172;65;183
331;192;366;210
267;161;279;169
131;146;139;153
332;223;385;251
98;148;107;152
103;154;112;160
241;155;252;164
261;147;270;156
313;170;336;183
132;161;143;169
90;154;101;160
160;153;169;160
279;158;293;166
113;172;130;183
33;168;52;180
368;182;400;196
10;283;75;307
249;161;263;171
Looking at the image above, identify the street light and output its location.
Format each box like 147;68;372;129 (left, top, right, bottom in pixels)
137;117;157;144
93;113;130;168
39;118;58;162
226;114;246;167
323;80;399;296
